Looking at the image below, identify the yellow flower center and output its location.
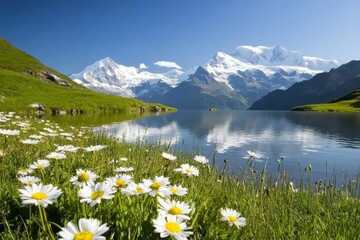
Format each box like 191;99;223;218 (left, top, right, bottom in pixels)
90;190;104;200
170;187;179;194
74;231;94;240
165;221;181;233
168;206;183;215
135;187;143;193
115;179;126;187
27;181;33;185
78;173;90;182
31;192;46;200
36;164;43;169
228;215;237;223
185;168;192;173
150;182;161;190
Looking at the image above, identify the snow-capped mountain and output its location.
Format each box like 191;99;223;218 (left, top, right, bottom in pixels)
71;45;339;109
70;57;185;100
205;45;339;91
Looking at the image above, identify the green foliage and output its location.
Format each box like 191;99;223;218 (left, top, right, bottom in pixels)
0;38;175;113
1;115;360;239
293;88;360;112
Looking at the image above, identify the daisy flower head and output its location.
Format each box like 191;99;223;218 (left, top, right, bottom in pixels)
121;182;151;196
18;176;41;185
169;185;188;196
220;208;246;228
18;183;62;207
0;129;20;136
106;174;133;188
193;155;209;164
60;132;73;137
114;166;134;173
70;169;99;187
158;198;193;220
153;215;193;240
55;145;80;153
17;167;33;176
78;182;116;207
174;164;199;177
83;145;107;152
20;139;39;145
46;152;67;160
143;176;171;197
28;134;43;140
246;150;263;159
29;159;50;170
162;152;177;161
58;218;109;240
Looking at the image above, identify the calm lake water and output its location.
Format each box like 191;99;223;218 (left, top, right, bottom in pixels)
90;110;360;183
48;110;360;183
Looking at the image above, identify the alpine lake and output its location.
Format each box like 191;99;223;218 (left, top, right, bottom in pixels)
48;110;360;185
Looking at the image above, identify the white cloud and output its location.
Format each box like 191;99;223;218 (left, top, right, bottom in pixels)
154;61;182;70
139;63;148;69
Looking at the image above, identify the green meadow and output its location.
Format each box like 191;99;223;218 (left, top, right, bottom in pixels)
0;38;174;114
1;112;360;240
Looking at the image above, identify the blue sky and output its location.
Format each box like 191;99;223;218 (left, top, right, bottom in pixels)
1;0;359;74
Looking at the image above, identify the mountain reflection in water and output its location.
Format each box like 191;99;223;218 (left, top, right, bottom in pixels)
96;110;360;182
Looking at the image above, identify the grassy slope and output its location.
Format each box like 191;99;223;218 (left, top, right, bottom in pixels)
292;88;360;112
0;38;174;113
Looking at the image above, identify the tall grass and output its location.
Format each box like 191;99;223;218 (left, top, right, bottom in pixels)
0;112;360;239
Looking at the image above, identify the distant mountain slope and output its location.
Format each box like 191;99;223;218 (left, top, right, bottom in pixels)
0;38;172;113
249;60;360;110
155;67;248;109
71;45;339;109
292;88;360;112
70;57;186;101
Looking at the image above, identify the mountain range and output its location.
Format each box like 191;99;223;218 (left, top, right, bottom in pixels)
71;45;339;109
249;60;360;110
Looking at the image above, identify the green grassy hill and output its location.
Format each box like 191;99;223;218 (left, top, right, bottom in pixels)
292;88;360;112
0;38;174;113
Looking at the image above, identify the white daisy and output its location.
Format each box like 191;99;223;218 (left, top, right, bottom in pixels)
83;145;107;152
18;176;41;185
60;132;73;137
162;152;177;161
55;145;80;153
174;164;199;177
58;218;109;240
220;208;246;228
18;183;62;207
153;215;193;240
106;174;132;188
78;182;116;207
143;176;171;197
29;159;50;170
28;135;43;140
20;139;39;145
0;129;20;136
46;152;67;160
17;167;33;176
114;167;134;173
121;182;151;196
70;169;99;187
0;150;4;157
246;150;263;159
169;185;188;196
158;198;193;220
193;155;209;164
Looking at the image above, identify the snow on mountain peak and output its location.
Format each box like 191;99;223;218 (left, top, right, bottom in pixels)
70;57;187;97
204;45;339;92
